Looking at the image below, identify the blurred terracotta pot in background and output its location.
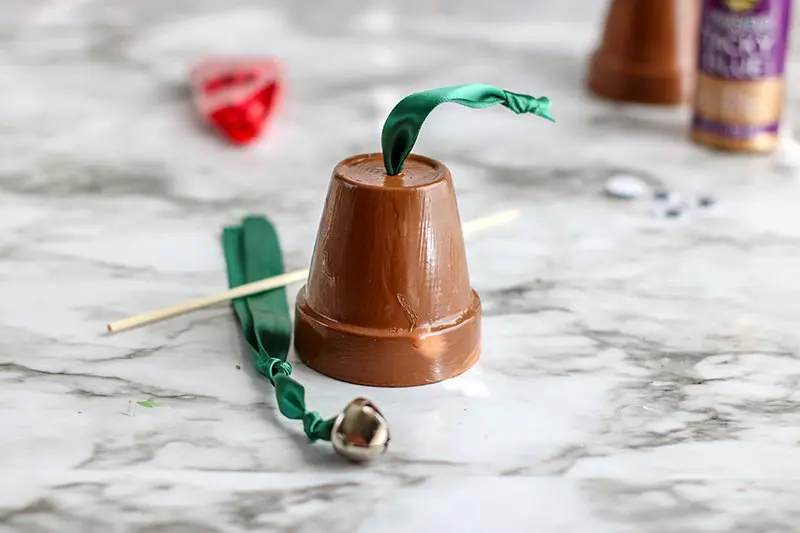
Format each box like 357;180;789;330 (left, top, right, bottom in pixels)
588;0;702;105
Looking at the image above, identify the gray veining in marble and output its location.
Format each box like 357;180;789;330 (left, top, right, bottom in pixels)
3;0;800;531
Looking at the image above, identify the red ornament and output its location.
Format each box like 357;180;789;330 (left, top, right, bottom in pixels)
190;58;283;145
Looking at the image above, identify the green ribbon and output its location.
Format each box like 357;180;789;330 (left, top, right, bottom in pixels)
222;215;334;442
380;84;555;175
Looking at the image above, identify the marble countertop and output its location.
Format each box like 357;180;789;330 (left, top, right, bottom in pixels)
4;0;800;531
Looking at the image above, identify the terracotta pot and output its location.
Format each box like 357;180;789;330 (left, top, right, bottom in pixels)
294;153;481;387
588;0;702;105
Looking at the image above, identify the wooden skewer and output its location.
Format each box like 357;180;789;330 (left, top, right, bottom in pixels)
106;209;519;333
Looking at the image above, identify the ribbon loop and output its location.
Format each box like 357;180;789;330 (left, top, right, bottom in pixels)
380;84;555;175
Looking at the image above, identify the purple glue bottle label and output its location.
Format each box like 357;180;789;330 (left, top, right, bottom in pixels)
691;0;793;152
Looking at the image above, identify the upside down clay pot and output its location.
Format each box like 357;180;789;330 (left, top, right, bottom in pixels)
588;0;702;105
294;153;481;387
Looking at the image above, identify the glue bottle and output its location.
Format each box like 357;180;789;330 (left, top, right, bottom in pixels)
690;0;793;152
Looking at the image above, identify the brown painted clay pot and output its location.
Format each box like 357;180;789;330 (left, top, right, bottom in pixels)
294;153;481;387
588;0;701;105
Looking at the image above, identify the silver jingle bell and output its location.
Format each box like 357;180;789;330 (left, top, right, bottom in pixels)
331;398;390;463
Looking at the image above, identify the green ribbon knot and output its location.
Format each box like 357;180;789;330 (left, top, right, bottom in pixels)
256;357;292;385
